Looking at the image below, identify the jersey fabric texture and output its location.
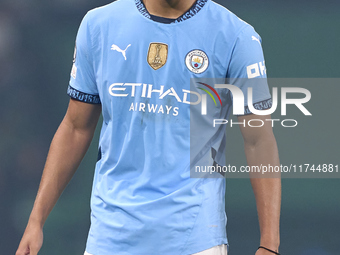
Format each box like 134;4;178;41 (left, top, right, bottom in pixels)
84;244;228;255
68;0;271;254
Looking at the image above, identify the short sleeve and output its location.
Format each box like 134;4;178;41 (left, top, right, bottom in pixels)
227;25;271;114
67;13;100;104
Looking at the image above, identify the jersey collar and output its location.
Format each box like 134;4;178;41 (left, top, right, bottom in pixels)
135;0;209;24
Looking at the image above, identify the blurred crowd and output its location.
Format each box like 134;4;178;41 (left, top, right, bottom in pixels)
0;0;110;252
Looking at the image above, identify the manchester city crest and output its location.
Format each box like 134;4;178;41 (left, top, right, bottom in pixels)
185;50;209;74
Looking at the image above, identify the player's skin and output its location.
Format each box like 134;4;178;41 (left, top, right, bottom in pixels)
143;0;197;19
16;1;281;255
16;100;101;255
239;114;281;255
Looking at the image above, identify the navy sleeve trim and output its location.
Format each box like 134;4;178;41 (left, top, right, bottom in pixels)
67;85;101;104
97;147;102;162
242;98;272;115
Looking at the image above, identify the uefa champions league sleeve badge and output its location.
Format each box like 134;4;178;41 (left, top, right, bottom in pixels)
185;49;209;74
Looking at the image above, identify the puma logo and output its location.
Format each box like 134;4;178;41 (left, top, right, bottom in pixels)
111;44;131;60
251;36;261;46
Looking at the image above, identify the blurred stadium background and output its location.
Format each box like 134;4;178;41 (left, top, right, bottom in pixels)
0;0;339;254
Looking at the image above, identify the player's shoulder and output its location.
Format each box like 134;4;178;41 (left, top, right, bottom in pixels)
84;0;135;26
208;1;257;37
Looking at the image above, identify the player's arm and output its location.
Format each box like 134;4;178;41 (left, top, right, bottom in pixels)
238;114;281;255
16;99;101;255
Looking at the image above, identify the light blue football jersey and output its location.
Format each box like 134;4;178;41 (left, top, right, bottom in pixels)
68;0;271;254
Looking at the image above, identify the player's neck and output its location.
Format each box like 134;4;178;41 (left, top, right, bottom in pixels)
143;0;196;19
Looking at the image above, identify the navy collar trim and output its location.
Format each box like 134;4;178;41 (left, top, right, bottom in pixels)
135;0;208;24
149;14;177;24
